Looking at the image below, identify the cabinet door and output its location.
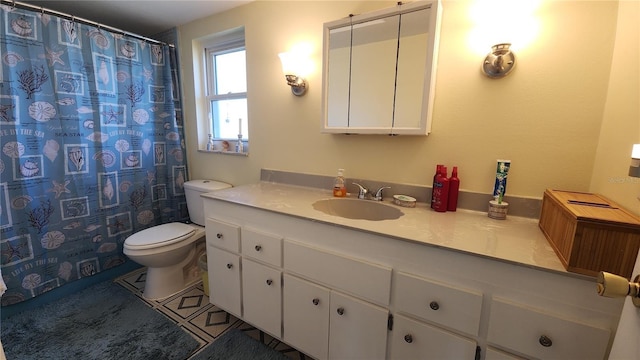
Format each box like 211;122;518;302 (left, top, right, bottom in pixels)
243;259;282;338
329;290;388;360
208;246;241;317
283;274;330;360
390;314;478;360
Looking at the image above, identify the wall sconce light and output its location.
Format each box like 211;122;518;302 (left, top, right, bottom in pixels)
482;43;516;78
629;144;640;178
278;51;308;96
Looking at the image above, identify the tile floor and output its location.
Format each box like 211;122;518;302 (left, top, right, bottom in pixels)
115;267;308;359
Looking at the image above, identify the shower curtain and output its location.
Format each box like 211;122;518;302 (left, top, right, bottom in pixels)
0;4;189;305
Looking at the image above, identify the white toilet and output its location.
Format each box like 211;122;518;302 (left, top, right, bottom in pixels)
123;179;231;300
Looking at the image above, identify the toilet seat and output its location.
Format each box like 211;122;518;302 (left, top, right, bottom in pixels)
124;223;196;250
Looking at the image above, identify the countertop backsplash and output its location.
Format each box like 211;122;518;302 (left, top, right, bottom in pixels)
260;169;542;219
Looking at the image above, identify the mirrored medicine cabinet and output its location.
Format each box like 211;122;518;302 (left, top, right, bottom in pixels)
322;1;441;135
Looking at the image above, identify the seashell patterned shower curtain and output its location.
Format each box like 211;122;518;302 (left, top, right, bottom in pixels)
0;5;189;305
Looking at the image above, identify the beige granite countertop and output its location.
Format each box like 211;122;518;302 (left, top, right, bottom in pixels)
202;182;580;278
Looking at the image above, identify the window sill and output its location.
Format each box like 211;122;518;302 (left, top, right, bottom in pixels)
199;149;248;157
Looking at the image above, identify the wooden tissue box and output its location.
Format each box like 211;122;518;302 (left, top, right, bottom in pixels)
539;189;640;279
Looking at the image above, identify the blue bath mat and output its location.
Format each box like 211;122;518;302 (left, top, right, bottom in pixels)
190;328;289;360
1;280;199;359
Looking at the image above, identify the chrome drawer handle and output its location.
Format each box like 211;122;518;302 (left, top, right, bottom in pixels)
429;301;440;311
404;334;413;343
216;233;223;239
266;279;273;286
539;335;553;347
312;298;320;306
255;245;262;251
226;263;233;269
336;307;345;316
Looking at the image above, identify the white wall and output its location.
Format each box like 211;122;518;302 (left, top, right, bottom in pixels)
179;1;628;207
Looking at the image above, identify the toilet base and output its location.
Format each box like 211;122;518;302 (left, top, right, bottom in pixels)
142;246;201;300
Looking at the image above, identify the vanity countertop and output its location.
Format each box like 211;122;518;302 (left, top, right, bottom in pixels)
202;182;576;277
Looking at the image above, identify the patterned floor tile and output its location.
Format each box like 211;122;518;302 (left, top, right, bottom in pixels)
115;268;309;360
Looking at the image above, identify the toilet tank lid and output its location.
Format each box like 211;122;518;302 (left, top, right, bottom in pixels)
184;180;232;192
126;223;195;248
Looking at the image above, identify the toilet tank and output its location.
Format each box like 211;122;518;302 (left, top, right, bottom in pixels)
184;180;232;226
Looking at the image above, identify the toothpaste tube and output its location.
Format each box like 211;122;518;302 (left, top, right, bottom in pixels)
493;159;511;204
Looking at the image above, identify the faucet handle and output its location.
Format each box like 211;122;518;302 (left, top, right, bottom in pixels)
374;186;391;201
352;182;369;199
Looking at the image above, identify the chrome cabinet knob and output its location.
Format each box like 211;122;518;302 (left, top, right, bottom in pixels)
404;334;413;343
226;263;233;269
539;335;553;347
266;279;273;286
255;245;262;251
216;233;223;239
312;298;320;306
336;307;345;316
429;301;440;310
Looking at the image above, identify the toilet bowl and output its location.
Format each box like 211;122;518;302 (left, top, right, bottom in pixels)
123;180;231;300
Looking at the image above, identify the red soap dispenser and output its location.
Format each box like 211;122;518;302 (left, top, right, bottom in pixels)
433;166;449;212
447;166;460;211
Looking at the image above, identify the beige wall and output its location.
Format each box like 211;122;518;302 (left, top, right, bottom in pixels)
179;1;635;209
589;0;640;214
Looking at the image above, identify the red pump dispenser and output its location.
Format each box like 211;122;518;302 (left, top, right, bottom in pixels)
433;166;449;212
430;164;442;209
447;166;460;211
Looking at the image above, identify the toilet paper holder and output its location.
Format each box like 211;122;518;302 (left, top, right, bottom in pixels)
596;271;640;307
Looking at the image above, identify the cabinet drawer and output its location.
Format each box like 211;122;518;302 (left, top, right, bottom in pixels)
206;217;240;253
284;240;392;306
390;314;477;360
241;227;282;267
487;297;610;360
243;259;282;338
395;271;483;336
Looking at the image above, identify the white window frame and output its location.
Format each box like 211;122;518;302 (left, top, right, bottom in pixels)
204;28;248;141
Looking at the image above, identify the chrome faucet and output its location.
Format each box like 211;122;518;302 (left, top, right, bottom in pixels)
374;186;391;201
352;182;369;199
353;183;391;201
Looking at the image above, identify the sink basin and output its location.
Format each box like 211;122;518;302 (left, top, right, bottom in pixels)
312;198;404;221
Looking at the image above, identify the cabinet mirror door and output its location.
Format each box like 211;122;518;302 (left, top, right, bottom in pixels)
348;15;398;129
326;25;350;129
394;7;434;131
322;1;441;135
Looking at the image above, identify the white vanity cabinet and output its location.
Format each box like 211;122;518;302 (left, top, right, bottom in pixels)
203;190;621;360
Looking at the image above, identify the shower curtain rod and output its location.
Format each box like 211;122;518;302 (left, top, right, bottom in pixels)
0;0;174;47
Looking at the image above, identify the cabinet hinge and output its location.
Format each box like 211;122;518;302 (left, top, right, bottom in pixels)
475;345;481;360
387;314;393;331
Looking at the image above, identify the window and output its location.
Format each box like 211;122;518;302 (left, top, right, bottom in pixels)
205;28;248;142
